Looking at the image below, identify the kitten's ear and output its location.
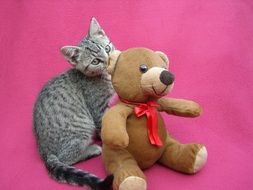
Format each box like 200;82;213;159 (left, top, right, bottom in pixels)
88;17;106;37
155;51;170;68
61;46;82;66
107;50;121;75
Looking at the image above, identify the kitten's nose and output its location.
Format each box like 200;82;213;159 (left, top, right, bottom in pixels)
102;50;109;60
160;70;174;85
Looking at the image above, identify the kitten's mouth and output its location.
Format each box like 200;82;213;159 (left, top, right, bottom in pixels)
102;67;107;72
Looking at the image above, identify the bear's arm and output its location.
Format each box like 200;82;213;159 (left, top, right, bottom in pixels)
101;103;133;148
157;97;202;117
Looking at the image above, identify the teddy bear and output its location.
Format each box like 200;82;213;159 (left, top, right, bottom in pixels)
101;48;207;190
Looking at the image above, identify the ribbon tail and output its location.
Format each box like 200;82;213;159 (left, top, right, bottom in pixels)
148;108;163;146
152;109;162;146
147;112;156;145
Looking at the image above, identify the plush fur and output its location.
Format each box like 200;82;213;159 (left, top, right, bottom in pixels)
101;48;208;190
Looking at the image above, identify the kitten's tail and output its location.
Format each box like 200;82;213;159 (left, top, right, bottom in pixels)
46;154;113;190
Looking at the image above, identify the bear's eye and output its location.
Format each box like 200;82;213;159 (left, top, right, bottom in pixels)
139;64;148;73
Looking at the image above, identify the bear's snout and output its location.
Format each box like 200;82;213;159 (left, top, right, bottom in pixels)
160;70;174;86
140;67;174;97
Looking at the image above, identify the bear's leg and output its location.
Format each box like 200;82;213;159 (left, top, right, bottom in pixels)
102;145;147;190
158;135;207;174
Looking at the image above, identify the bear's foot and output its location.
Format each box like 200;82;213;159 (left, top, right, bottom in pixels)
159;139;208;174
119;176;147;190
192;146;207;173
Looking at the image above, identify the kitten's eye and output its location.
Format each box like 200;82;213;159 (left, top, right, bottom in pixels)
91;58;100;65
139;64;148;73
105;45;111;53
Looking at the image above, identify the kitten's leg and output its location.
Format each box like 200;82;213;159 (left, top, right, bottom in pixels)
57;139;101;165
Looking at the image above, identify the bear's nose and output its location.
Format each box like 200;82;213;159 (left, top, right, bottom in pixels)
160;70;175;86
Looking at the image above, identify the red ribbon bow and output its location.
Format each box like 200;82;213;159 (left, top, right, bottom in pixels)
120;98;163;146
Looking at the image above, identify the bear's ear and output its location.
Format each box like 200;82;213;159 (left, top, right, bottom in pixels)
107;50;121;74
155;51;170;68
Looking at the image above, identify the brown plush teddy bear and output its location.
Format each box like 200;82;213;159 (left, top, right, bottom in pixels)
101;48;207;190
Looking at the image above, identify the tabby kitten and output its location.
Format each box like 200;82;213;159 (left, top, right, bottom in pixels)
33;18;115;190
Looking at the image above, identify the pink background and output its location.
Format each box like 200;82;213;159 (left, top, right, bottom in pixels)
1;0;253;189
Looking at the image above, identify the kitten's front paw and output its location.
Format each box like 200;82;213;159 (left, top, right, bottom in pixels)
85;144;102;160
90;144;102;155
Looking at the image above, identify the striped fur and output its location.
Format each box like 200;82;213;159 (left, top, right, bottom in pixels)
33;18;114;190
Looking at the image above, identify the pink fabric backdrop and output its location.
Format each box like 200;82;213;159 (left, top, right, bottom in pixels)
1;0;253;189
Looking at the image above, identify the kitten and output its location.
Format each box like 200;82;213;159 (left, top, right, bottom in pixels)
33;18;115;190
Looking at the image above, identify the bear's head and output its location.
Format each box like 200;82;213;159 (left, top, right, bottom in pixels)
107;48;175;102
